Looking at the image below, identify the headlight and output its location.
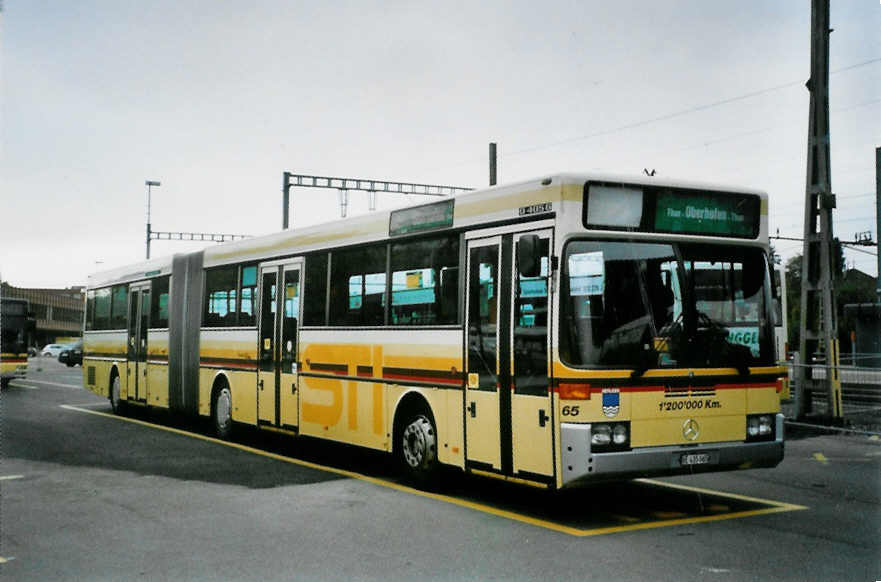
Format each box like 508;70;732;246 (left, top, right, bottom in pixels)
591;424;611;445
590;422;630;451
612;424;628;445
747;416;760;437
746;414;775;442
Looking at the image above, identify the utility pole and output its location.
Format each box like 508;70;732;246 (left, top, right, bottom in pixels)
145;180;160;260
796;0;842;420
489;142;497;186
876;146;880;301
145;180;249;258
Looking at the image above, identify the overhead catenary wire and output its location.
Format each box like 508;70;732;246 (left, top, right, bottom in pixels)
420;57;880;174
501;58;880;158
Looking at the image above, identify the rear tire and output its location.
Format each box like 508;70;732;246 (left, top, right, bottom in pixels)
109;375;125;415
213;384;233;439
398;412;439;485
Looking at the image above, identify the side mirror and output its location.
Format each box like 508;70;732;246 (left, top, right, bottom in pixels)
517;235;542;278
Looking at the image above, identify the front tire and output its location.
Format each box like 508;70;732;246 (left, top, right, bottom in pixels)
213;385;233;439
399;413;439;484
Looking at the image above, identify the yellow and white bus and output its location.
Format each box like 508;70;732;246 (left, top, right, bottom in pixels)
1;297;33;389
82;173;786;488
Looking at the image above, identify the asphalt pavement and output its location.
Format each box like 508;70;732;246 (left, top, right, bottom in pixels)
1;358;879;581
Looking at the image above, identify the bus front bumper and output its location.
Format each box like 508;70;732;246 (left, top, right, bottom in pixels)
1;367;27;382
560;414;784;487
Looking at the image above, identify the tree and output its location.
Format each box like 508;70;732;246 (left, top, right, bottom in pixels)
784;252;877;357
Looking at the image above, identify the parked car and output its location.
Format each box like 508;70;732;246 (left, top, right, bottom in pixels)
58;341;83;367
41;344;67;357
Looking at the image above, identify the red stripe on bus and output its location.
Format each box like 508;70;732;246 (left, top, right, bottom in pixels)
382;372;462;386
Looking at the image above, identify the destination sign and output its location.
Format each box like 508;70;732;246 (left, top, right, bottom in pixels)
389;199;454;236
583;182;760;239
654;191;757;237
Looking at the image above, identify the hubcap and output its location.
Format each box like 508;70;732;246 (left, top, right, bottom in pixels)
402;416;436;469
216;389;231;431
111;377;120;409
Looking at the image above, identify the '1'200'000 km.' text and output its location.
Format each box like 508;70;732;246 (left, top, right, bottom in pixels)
659;400;722;412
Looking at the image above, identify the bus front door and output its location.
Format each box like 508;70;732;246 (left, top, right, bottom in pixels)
258;261;302;430
465;228;555;482
126;283;150;403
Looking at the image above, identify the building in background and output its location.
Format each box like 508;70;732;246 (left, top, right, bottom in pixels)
0;282;84;347
843;303;881;368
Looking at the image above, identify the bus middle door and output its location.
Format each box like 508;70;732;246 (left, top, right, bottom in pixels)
258;260;302;429
126;283;150;403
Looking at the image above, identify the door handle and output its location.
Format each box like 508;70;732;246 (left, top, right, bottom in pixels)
258;379;264;390
291;383;297;394
468;401;477;418
538;409;549;427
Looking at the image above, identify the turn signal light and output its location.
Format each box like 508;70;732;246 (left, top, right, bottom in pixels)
559;383;591;400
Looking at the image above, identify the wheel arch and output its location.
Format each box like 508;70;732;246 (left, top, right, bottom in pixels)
391;390;437;454
108;363;121;396
209;371;232;419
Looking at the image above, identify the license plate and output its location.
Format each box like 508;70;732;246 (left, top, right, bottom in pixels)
680;453;711;466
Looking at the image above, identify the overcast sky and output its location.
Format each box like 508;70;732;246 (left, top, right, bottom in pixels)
1;1;879;288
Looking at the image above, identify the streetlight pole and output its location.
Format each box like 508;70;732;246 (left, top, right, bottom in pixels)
145;180;160;259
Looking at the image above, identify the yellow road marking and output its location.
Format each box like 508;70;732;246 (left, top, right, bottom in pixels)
813;453;829;464
61;404;808;537
651;511;687;519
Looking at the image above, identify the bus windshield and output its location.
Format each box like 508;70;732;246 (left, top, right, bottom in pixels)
1;308;28;354
560;241;773;371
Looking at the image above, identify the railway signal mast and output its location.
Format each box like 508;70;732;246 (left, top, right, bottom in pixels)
796;0;843;420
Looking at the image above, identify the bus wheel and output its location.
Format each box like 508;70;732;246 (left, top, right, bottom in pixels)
213;385;233;439
399;413;438;482
109;375;125;415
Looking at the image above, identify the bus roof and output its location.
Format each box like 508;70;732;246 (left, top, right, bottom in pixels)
87;173;767;288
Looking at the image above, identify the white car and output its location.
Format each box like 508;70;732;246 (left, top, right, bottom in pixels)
40;344;67;357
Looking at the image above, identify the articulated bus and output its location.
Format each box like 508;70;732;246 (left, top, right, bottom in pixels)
1;297;33;389
82;174;786;488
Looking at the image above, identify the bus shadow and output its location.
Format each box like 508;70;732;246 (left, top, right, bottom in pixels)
39;401;784;530
116;406;780;533
437;476;777;533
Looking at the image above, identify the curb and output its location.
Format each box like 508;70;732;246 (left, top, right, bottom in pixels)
783;419;881;438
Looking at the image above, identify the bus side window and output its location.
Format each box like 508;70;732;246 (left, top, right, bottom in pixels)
390;234;459;326
204;266;238;327
329;245;387;327
238;265;258;326
303;253;328;326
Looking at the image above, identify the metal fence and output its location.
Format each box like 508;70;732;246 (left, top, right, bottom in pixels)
785;356;881;411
